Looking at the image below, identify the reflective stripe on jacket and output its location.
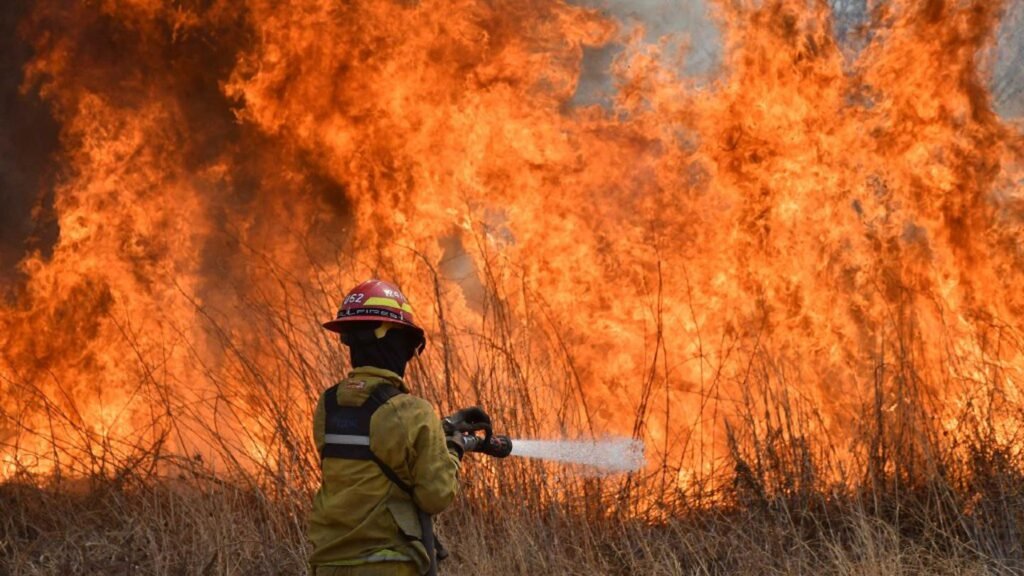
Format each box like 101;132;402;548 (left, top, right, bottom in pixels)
309;366;460;573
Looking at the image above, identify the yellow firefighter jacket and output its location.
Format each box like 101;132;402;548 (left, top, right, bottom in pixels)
309;366;460;573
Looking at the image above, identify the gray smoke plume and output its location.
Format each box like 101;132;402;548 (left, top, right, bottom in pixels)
0;0;59;291
568;0;1024;119
570;0;722;107
994;0;1024;118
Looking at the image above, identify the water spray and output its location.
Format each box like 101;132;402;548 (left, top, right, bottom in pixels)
444;411;645;473
479;434;645;473
505;437;645;473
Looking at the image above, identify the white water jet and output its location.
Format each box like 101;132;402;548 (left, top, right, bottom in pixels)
508;437;645;473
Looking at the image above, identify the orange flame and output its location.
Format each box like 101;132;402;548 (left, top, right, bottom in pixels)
1;0;1022;500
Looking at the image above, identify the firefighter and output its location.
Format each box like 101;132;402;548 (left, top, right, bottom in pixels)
309;279;484;576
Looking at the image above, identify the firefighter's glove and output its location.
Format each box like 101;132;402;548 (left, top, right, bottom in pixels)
445;433;482;460
442;406;492;435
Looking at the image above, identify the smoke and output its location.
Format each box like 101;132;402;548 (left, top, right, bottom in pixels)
569;0;722;107
3;3;354;331
994;0;1024;118
568;0;1024;119
0;0;59;292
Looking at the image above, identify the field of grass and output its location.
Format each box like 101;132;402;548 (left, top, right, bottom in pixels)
2;463;1022;575
3;362;1022;576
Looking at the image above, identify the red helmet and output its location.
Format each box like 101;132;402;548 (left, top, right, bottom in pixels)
323;279;425;338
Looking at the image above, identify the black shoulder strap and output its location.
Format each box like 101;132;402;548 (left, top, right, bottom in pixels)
366;383;403;411
370;453;414;496
365;384;414;496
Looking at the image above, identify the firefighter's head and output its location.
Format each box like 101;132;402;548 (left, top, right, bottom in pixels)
322;279;426;376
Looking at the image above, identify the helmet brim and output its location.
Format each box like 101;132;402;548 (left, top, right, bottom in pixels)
322;316;424;335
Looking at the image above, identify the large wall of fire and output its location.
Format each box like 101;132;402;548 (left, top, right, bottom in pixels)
1;0;1022;485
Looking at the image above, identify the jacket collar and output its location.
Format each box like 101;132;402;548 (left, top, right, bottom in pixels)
347;365;409;393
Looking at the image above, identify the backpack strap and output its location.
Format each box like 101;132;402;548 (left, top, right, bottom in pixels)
321;382;414;496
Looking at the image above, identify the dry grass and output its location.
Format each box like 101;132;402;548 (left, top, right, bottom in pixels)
0;477;303;575
2;468;1022;575
3;381;1024;576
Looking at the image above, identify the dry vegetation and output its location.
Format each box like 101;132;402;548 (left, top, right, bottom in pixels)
4;231;1024;575
2;454;1022;575
3;271;1023;575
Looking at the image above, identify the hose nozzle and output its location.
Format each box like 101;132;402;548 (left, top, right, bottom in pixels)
442;407;511;458
480;434;512;458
